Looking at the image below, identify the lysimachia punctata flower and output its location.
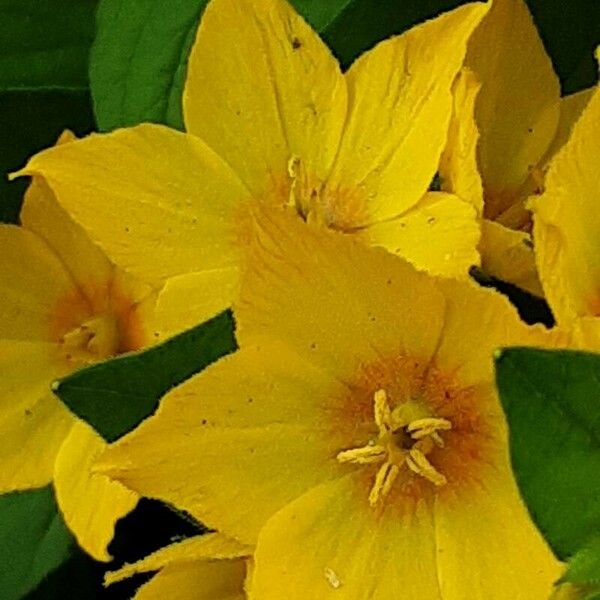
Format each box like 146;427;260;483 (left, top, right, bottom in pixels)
441;0;594;295
96;211;561;599
18;0;488;335
104;532;252;600
530;81;600;343
0;133;162;561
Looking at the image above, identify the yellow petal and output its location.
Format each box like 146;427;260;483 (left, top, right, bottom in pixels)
237;209;445;380
434;276;553;388
439;68;484;213
96;342;346;544
251;473;443;599
541;87;595;166
153;268;239;339
184;0;346;198
0;225;77;341
20;137;114;301
479;218;543;296
133;560;246;600
434;464;561;598
0;340;72;491
53;420;138;561
530;87;600;322
18;124;249;288
327;2;488;224
363;191;480;278
466;0;560;213
105;533;251;585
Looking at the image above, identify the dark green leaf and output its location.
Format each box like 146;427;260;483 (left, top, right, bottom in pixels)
0;0;97;90
53;310;237;443
495;348;600;560
0;90;95;224
563;537;600;586
90;0;209;131
0;487;73;600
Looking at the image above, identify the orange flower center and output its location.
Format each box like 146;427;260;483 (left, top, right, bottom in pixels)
50;280;146;367
328;355;497;511
285;156;369;232
337;389;452;505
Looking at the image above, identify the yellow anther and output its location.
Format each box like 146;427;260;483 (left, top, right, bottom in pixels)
369;462;400;506
407;417;451;437
405;448;447;487
337;444;386;465
374;389;391;432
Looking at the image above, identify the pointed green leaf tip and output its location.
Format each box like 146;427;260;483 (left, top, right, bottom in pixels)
494;347;600;561
0;487;73;600
53;309;237;443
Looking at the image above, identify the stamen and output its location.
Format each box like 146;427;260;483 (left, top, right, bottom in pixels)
406;448;447;486
369;461;400;506
337;445;386;465
407;417;451;439
374;389;391;433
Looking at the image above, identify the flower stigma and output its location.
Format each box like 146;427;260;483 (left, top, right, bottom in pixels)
337;389;452;506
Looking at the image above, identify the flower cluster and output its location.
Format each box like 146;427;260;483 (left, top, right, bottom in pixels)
1;0;598;598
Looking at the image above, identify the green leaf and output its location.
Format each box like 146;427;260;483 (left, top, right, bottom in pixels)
90;0;209;131
563;537;600;586
0;487;73;600
495;348;600;561
53;310;237;443
0;0;97;90
0;90;95;224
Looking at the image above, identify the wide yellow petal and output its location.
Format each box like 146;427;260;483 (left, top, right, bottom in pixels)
362;191;480;278
0;340;72;491
96;342;347;544
236;210;445;380
106;533;251;585
184;0;346;198
251;473;443;599
434;275;551;387
0;225;77;341
530;87;600;321
439;68;484;213
541;87;595;167
53;420;138;561
152;268;239;339
479;218;542;296
20;135;114;302
434;464;561;598
465;0;560;214
18;124;249;288
133;560;246;600
327;2;488;225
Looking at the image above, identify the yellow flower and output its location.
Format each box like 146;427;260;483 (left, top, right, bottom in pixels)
96;211;561;598
0;133;161;561
104;532;251;600
530;82;600;333
441;0;594;296
17;0;489;334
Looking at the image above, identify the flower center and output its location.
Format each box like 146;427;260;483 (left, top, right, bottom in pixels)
337;389;452;506
286;156;368;232
59;314;120;364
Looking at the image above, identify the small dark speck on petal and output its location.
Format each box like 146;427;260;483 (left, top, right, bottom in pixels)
427;217;436;225
201;419;208;425
24;409;32;417
247;397;254;403
291;37;302;50
527;127;534;133
124;227;130;232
